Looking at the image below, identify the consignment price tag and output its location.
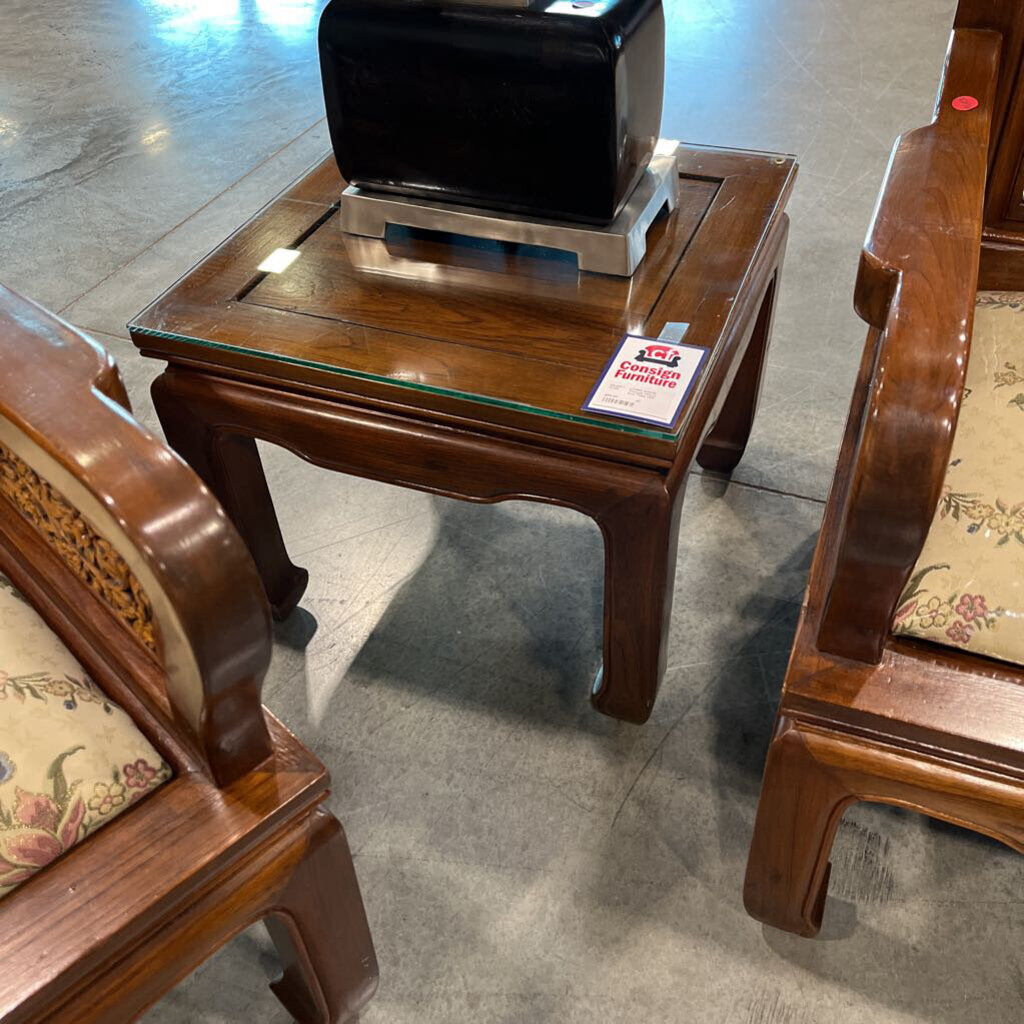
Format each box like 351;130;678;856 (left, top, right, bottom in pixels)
583;333;708;428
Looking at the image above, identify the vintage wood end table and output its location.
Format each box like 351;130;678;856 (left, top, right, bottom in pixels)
129;145;796;725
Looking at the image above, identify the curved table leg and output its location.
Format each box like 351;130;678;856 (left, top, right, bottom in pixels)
697;269;779;473
151;366;686;721
152;370;309;620
591;478;684;724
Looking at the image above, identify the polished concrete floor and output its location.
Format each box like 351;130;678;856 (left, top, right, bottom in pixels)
3;1;1023;1021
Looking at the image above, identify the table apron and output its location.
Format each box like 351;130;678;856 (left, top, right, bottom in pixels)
152;365;685;724
155;366;677;516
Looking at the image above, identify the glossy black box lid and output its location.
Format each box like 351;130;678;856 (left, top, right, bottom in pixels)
319;0;665;224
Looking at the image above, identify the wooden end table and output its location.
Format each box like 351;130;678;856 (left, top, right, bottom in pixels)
129;145;796;724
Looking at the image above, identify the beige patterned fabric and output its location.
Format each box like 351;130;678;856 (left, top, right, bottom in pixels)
893;292;1024;664
0;572;170;899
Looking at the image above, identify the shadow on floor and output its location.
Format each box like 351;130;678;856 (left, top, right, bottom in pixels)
280;495;607;735
271;482;1021;1024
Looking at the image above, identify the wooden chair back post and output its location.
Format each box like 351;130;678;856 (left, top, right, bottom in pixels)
955;0;1024;236
0;285;273;785
817;27;1001;662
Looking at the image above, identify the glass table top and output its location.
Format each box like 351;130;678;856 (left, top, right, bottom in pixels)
130;150;795;452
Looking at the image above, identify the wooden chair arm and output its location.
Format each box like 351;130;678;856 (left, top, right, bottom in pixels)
0;285;272;785
817;27;1002;663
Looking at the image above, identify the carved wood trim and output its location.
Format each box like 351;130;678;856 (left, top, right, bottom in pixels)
0;439;156;653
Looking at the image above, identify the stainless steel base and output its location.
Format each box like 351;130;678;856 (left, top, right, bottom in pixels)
338;139;680;277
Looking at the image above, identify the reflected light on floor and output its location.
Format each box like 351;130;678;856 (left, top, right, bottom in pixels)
665;0;738;33
141;123;170;150
662;0;747;123
255;0;319;41
140;0;241;42
139;0;320;43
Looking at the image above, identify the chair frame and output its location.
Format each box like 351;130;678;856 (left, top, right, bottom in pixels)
0;286;377;1021
744;4;1024;937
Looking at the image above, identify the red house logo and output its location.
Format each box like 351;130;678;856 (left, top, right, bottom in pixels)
635;343;681;368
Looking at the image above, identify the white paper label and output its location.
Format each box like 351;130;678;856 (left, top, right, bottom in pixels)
583;333;708;429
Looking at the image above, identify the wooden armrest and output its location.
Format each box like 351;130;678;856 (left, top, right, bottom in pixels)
0;284;272;785
817;27;1002;663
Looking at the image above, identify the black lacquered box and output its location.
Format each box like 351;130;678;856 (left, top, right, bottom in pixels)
319;0;665;225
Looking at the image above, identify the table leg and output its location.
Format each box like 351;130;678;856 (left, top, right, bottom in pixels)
150;367;686;721
696;269;779;473
152;369;309;620
591;478;684;724
700;222;778;473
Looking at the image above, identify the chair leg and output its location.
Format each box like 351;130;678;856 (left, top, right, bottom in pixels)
743;716;855;937
265;808;379;1024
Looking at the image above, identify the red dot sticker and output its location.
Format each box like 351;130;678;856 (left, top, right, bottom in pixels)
952;95;979;111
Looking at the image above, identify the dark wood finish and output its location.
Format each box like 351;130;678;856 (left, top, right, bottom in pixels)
145;413;309;621
130;145;795;724
151;365;692;720
57;807;376;1023
979;237;1024;288
954;1;1024;237
817;26;1000;663
131;147;795;464
696;268;780;473
743;19;1024;938
0;287;274;787
746;716;1024;937
0;286;377;1021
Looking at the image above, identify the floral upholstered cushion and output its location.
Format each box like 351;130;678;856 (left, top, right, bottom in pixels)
0;571;170;899
893;292;1024;663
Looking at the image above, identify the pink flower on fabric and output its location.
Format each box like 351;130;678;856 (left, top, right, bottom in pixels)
945;621;973;645
3;830;62;868
60;798;87;847
14;788;60;833
123;759;158;790
0;795;86;886
955;594;988;622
